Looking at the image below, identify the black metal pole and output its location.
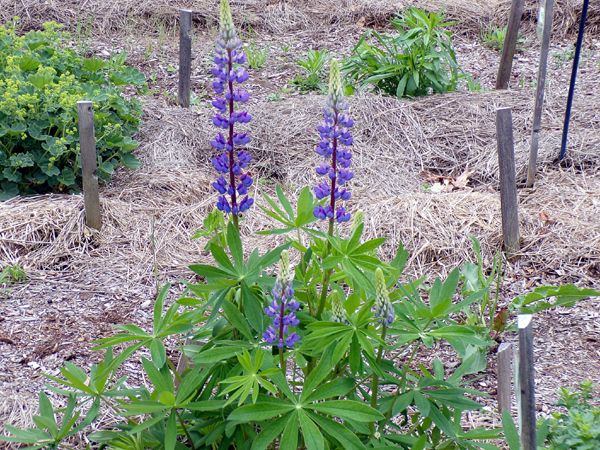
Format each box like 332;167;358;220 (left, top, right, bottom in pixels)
559;0;589;160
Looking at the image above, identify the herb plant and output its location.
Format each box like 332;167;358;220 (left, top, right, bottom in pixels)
344;8;461;97
543;380;600;449
291;49;330;93
0;20;145;199
245;43;268;70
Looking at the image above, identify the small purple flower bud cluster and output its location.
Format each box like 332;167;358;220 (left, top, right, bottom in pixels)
313;61;354;223
263;251;300;349
210;1;254;216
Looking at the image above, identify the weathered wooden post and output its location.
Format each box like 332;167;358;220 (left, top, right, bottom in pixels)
518;314;536;450
495;107;520;255
496;0;524;89
77;101;102;230
526;0;555;187
178;9;193;108
497;342;513;413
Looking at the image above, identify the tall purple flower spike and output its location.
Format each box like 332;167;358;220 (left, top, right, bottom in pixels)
263;250;301;349
313;60;354;224
211;0;253;218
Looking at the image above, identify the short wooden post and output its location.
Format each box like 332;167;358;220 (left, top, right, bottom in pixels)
518;314;536;450
77;101;102;230
178;9;193;108
497;342;513;413
526;0;554;187
496;0;524;89
495;107;520;255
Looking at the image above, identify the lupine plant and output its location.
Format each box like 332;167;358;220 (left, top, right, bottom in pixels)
210;0;254;227
3;1;600;449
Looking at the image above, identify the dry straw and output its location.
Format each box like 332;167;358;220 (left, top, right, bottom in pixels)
3;0;597;37
1;90;598;291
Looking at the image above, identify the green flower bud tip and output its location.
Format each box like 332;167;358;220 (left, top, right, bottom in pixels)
374;267;394;326
279;249;290;282
328;59;344;106
219;0;235;33
331;291;349;325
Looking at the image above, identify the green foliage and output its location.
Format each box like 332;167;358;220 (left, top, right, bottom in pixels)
344;8;462;97
0;263;28;285
542;380;600;450
291;49;330;93
0;21;145;199
245;43;268;70
482;26;525;52
510;284;600;314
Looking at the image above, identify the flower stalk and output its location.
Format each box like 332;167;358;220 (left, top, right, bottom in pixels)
314;60;354;319
370;268;394;434
263;250;301;373
211;0;253;229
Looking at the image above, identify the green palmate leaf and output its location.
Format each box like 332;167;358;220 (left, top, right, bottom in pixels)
298;410;325;450
309;412;366;450
228;401;295;422
164;412;176;450
502;410;521;450
250;415;289;450
309;400;384;422
226;222;244;269
511;284;600;314
280;413;299;450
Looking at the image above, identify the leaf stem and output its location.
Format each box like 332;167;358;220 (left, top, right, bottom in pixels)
369;325;387;434
176;409;196;450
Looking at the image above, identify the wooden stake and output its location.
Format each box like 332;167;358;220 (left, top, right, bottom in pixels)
496;0;524;89
178;9;193;108
518;314;536;450
497;342;513;413
495;107;520;255
77;101;102;230
526;0;554;187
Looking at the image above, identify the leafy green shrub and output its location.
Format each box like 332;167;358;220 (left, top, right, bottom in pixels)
0;20;145;199
481;26;525;52
245;42;268;70
0;263;27;285
542;380;600;449
344;8;462;97
291;49;330;92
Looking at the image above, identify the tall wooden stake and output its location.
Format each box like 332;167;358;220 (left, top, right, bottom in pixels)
495;107;520;256
518;314;536;450
77;101;102;230
178;9;193;108
526;0;554;187
496;0;524;89
497;342;513;413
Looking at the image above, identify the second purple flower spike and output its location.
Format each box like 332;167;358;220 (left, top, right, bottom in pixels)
313;59;354;225
211;0;254;224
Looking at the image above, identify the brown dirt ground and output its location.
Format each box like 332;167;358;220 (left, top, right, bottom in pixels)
1;1;599;447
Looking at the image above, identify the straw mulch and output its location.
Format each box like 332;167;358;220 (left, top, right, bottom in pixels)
4;0;598;39
494;0;600;39
1;89;599;288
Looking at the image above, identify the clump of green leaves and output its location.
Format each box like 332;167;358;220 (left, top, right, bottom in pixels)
291;49;330;92
482;26;525;52
245;43;268;70
542;380;600;449
344;8;462;97
0;263;27;285
0;20;145;199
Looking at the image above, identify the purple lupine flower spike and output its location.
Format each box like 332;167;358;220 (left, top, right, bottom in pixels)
210;0;253;219
313;59;354;224
263;251;301;349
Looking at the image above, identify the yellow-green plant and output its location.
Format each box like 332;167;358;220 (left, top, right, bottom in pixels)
0;21;145;199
